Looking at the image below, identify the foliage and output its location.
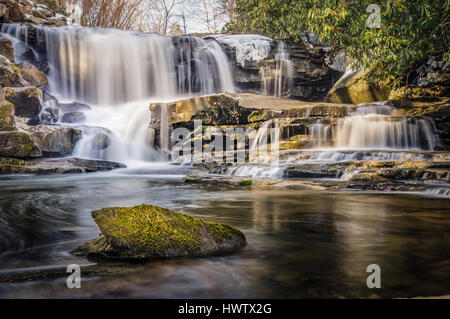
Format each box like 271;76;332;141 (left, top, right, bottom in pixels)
227;0;450;85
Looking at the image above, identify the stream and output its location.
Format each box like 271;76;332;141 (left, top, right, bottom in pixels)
0;167;449;298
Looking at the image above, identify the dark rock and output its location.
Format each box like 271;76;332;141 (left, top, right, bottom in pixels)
61;111;86;124
2;87;42;124
74;204;247;259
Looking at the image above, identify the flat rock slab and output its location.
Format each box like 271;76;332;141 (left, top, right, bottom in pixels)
231;93;352;111
0;157;126;174
75;204;247;260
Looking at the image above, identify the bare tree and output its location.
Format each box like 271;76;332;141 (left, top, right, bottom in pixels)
193;0;225;34
77;0;145;30
154;0;182;34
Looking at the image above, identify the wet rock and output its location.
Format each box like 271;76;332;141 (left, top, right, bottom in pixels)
39;106;59;124
0;131;41;158
17;123;82;157
58;101;92;113
2;87;42;124
326;69;391;104
74;204;247;260
0;157;126;174
61;111;86;124
18;62;48;89
0;98;15;131
0;37;15;62
91;133;111;150
0;56;29;87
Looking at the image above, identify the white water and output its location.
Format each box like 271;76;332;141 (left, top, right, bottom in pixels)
309;102;440;151
2;24;235;165
261;41;294;98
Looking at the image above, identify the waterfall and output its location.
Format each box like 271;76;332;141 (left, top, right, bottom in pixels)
261;41;294;98
309;102;440;151
2;23;235;165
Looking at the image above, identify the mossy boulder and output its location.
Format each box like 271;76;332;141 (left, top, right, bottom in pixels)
75;204;247;259
0;98;16;131
0;131;42;158
3;87;43;124
326;69;391;104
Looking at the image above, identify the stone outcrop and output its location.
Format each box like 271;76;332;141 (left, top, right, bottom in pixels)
3;87;42;124
326;69;391;104
0;0;67;26
16;121;82;157
0;37;14;61
0;131;41;158
18;61;48;88
206;35;342;101
0;97;15;131
74;204;247;260
0;157;126;174
0;55;30;87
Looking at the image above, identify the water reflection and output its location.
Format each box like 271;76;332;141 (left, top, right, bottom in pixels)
0;173;449;298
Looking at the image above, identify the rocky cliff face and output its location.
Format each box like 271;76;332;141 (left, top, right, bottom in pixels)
205;35;342;101
0;0;67;26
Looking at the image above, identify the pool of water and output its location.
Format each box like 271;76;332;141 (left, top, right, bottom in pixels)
0;167;449;298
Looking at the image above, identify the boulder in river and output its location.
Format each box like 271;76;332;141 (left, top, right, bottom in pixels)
75;204;247;259
61;111;86;124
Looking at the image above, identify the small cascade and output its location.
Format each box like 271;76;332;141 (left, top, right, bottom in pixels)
261;41;294;98
308;102;440;151
426;188;450;198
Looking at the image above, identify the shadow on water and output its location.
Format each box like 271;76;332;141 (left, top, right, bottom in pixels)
0;172;449;298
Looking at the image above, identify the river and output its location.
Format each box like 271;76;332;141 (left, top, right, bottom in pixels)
0;166;449;298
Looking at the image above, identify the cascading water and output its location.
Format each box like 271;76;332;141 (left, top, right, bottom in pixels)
309;102;440;151
2;23;235;165
260;41;294;98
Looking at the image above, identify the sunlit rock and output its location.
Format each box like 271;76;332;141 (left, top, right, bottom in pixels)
74;204;247;259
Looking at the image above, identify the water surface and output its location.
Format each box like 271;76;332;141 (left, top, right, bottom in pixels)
0;168;449;298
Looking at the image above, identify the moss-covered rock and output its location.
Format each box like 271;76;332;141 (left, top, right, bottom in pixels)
3;87;42;124
326;69;391;104
389;86;447;100
0;98;16;131
0;131;41;158
75;204;247;259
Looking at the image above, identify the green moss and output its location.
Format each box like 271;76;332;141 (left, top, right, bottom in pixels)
205;222;237;242
239;180;253;186
93;205;211;257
